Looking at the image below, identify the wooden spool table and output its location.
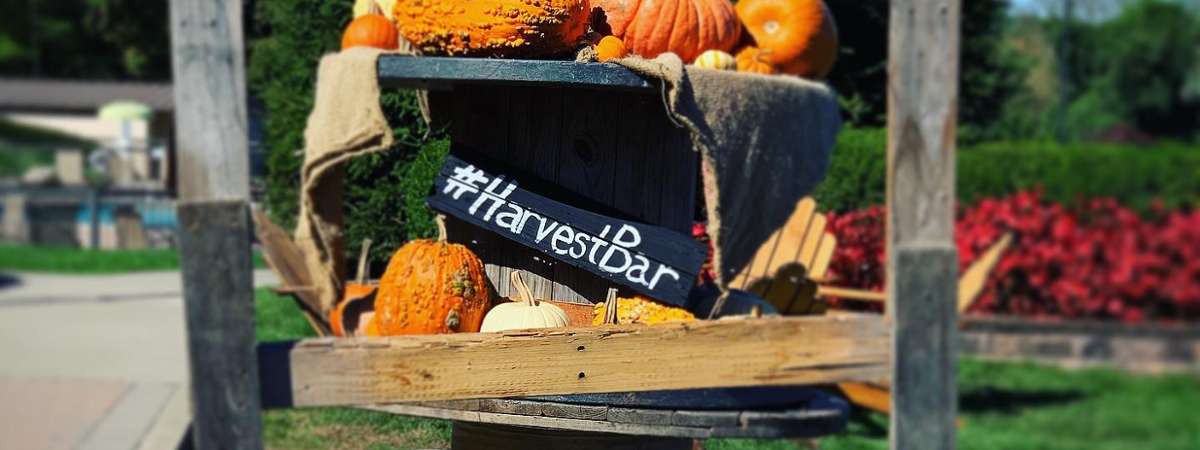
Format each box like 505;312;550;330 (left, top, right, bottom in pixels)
268;56;850;448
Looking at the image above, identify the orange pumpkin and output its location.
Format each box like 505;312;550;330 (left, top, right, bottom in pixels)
595;0;741;63
342;1;400;50
374;219;489;335
329;283;377;337
735;0;838;78
393;0;590;57
736;46;776;74
595;36;628;62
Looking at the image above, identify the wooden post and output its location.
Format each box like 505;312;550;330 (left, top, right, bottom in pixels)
169;0;261;449
887;1;961;450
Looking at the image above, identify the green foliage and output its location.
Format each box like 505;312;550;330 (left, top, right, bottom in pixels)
813;128;1200;213
0;0;169;79
810;128;887;212
825;0;1028;141
1021;0;1200;142
249;0;448;265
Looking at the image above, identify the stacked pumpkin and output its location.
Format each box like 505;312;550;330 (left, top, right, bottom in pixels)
592;0;837;78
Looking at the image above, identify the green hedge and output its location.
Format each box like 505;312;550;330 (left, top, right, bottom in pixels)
812;128;1200;213
250;0;447;265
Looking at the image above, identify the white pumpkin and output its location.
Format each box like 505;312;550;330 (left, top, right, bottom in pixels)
693;50;737;71
480;271;570;332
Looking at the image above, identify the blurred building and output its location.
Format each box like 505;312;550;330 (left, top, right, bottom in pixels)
0;78;176;249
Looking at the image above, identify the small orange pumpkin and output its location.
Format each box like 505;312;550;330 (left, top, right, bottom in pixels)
330;284;377;336
595;36;628;62
735;0;838;78
374;217;489;335
342;1;400;50
330;239;379;337
736;46;776;74
595;0;742;63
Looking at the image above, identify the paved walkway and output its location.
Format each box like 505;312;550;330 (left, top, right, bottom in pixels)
0;270;277;450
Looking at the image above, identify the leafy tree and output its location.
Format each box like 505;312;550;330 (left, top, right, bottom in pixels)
825;0;1029;141
0;0;170;79
1087;0;1200;139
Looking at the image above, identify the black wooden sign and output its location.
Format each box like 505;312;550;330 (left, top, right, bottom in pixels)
428;154;705;306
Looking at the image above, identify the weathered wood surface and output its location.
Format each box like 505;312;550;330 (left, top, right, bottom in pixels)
377;56;655;91
359;391;848;439
446;86;699;304
887;1;962;449
177;201;262;450
170;1;258;448
430;154;706;306
288;315;888;406
169;0;249;201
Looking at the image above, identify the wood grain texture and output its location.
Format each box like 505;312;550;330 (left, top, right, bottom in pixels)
289;315;889;406
170;0;249;201
178;201;262;450
887;1;961;449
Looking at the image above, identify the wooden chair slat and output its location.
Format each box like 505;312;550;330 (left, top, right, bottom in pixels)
796;214;827;276
809;233;837;282
735;198;817;290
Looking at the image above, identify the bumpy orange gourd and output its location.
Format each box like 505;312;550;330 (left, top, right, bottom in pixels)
593;295;696;326
735;0;838;78
392;0;590;57
342;2;401;50
736;46;776;74
595;0;741;63
374;229;489;335
595;36;628;62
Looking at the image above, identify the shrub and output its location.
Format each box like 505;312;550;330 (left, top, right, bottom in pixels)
249;0;447;265
825;192;1200;322
814;129;1200;213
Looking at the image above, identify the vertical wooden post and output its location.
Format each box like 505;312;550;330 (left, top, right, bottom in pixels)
169;0;261;449
887;1;960;450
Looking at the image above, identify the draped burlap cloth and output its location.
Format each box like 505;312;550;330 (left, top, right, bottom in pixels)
612;54;841;287
295;47;395;314
296;50;839;312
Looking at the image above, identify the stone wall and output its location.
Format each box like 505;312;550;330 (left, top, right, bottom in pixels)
961;316;1200;374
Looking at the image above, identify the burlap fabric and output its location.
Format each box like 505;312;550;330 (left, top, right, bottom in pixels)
295;47;395;313
613;54;841;287
296;50;839;312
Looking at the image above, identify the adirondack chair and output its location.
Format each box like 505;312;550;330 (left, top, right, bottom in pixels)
732;197;1011;315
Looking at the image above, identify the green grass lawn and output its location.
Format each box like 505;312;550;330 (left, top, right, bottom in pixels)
0;243;265;273
254;289;1200;450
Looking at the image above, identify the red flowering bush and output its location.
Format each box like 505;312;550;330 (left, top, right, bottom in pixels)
826;191;1200;322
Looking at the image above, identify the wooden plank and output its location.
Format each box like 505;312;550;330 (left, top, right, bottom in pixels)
289;315;889;406
177;201;262;449
377;56;655;92
887;1;961;449
170;0;248;202
958;233;1011;313
430;154;706;307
